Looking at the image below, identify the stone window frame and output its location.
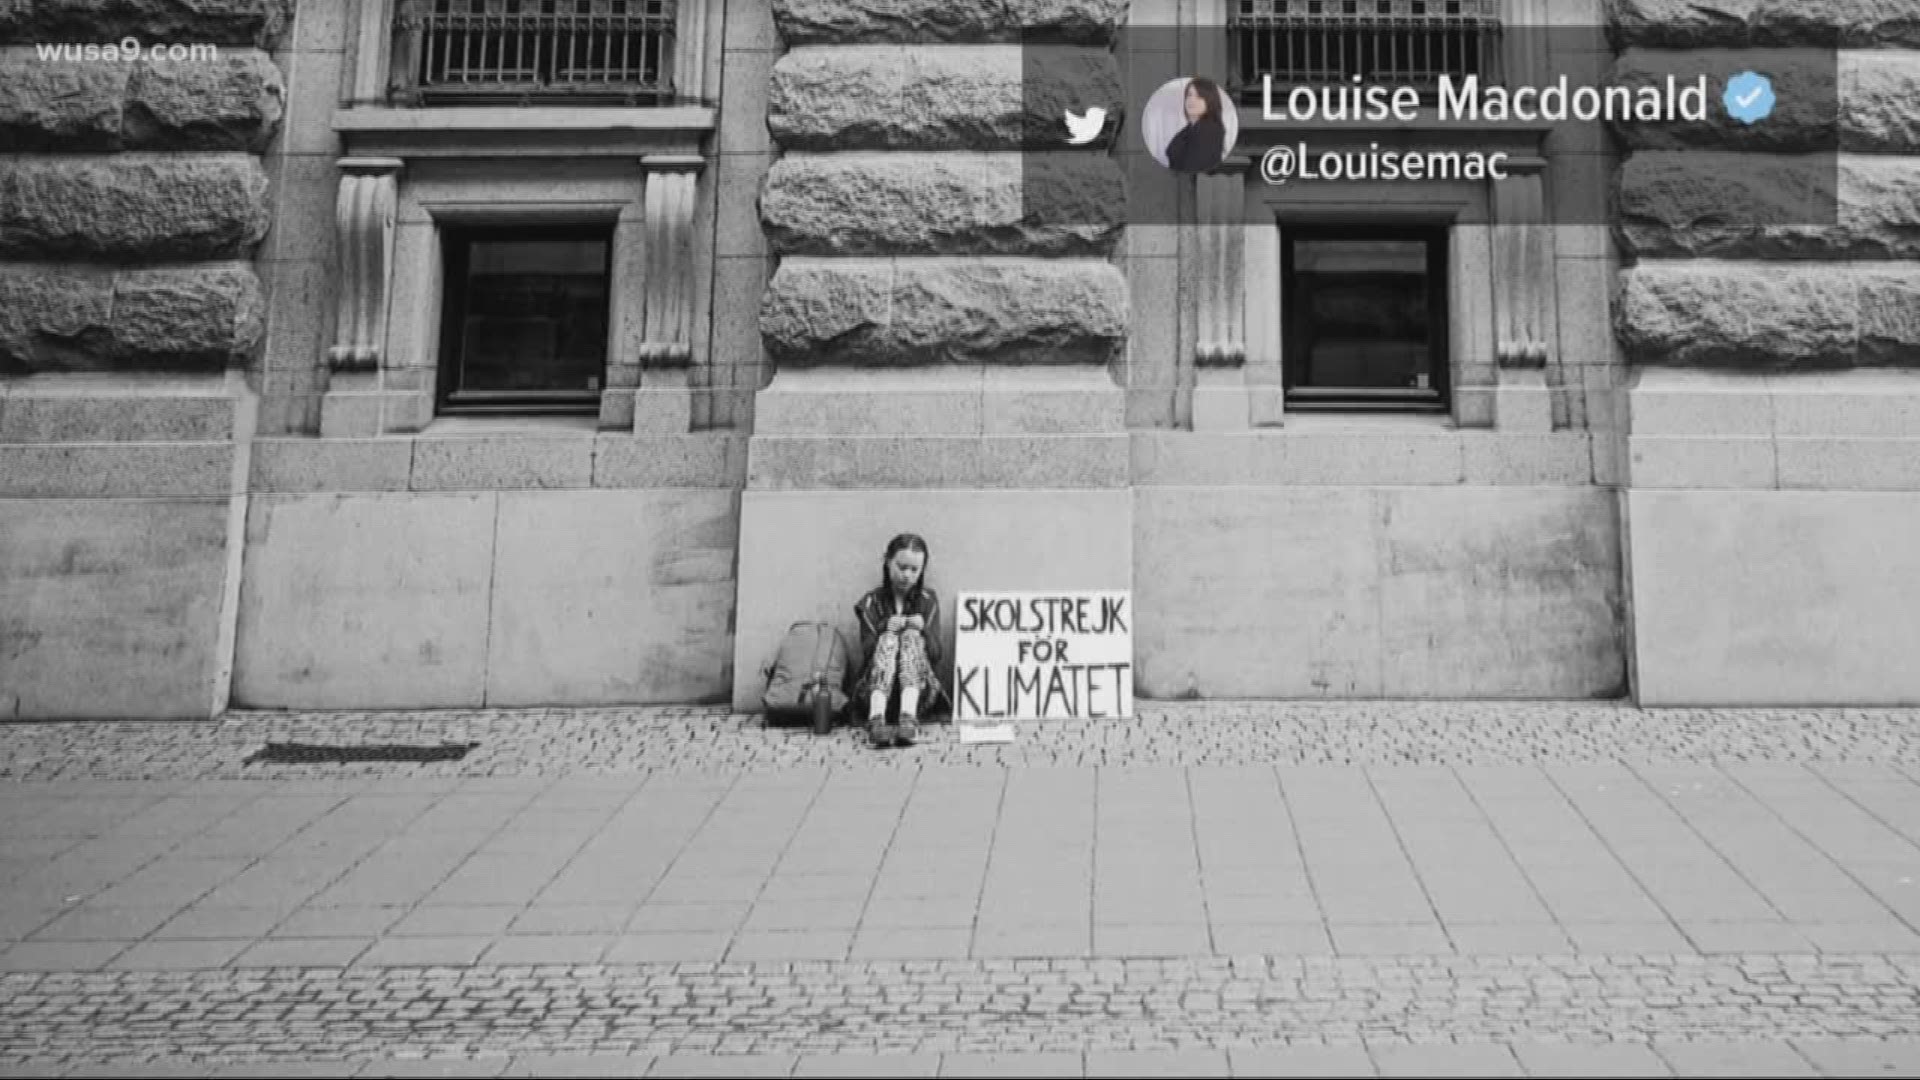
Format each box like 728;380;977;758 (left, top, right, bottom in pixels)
1184;0;1563;433
347;0;713;110
323;0;715;439
1186;150;1558;433
321;156;705;438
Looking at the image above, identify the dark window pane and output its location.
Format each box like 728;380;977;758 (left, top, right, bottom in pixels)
1285;235;1444;408
445;235;608;409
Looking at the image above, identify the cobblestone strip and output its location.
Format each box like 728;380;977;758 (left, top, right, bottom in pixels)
5;703;1920;780
3;955;1919;1065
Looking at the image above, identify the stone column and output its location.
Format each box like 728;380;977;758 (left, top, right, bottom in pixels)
1490;159;1556;432
673;0;713;102
634;156;702;432
321;157;402;438
1192;161;1251;431
1245;213;1285;427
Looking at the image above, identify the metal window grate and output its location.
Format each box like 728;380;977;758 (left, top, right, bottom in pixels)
1230;0;1501;100
245;742;481;764
398;0;675;105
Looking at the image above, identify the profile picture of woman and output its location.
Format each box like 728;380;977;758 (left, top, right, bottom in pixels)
1142;76;1236;174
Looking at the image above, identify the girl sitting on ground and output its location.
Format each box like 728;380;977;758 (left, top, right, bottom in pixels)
852;533;947;748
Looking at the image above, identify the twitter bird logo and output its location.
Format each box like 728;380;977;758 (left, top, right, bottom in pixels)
1064;107;1107;145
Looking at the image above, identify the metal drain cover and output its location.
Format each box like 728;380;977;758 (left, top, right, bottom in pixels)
245;741;480;765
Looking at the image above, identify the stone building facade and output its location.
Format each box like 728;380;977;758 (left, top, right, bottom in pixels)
0;0;1915;720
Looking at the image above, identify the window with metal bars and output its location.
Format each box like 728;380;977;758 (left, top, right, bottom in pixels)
1229;0;1501;103
393;0;676;105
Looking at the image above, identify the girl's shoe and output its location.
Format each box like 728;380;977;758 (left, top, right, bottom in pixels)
868;718;893;748
895;717;919;745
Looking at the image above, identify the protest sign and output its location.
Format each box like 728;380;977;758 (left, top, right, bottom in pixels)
953;591;1133;741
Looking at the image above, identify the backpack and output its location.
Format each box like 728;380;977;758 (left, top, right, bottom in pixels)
762;621;851;732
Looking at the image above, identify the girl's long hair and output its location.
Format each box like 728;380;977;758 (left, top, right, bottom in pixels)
1185;76;1226;133
878;532;930;612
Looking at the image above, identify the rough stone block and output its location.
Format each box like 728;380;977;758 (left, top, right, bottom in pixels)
126;52;284;150
761;153;1122;257
768;45;1121;150
1608;49;1841;152
1607;0;1920;49
0;263;263;373
1844;49;1920;152
1612;48;1920;154
0;0;292;47
771;0;1126;45
760;259;1127;368
0;49;282;152
1858;270;1920;365
0;51;128;150
0;155;270;260
1616;262;1920;369
1617;153;1918;259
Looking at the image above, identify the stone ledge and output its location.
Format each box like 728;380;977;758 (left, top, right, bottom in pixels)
768;45;1121;151
0;263;264;374
0;389;237;442
762;153;1123;257
1616;262;1920;369
591;434;747;488
0;442;235;497
754;366;1125;436
747;434;1129;489
771;0;1125;46
1777;437;1920;489
0;155;271;261
251;434;747;493
1629;369;1920;437
1130;430;1601;487
1617;153;1920;260
249;438;412;493
0;50;284;152
1627;435;1779;489
408;435;594;491
760;259;1128;368
1608;0;1920;49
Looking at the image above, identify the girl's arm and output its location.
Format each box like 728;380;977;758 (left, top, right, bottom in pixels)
855;595;880;660
919;592;944;670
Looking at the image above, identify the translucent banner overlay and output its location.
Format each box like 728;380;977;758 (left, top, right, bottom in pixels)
1019;26;1842;228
